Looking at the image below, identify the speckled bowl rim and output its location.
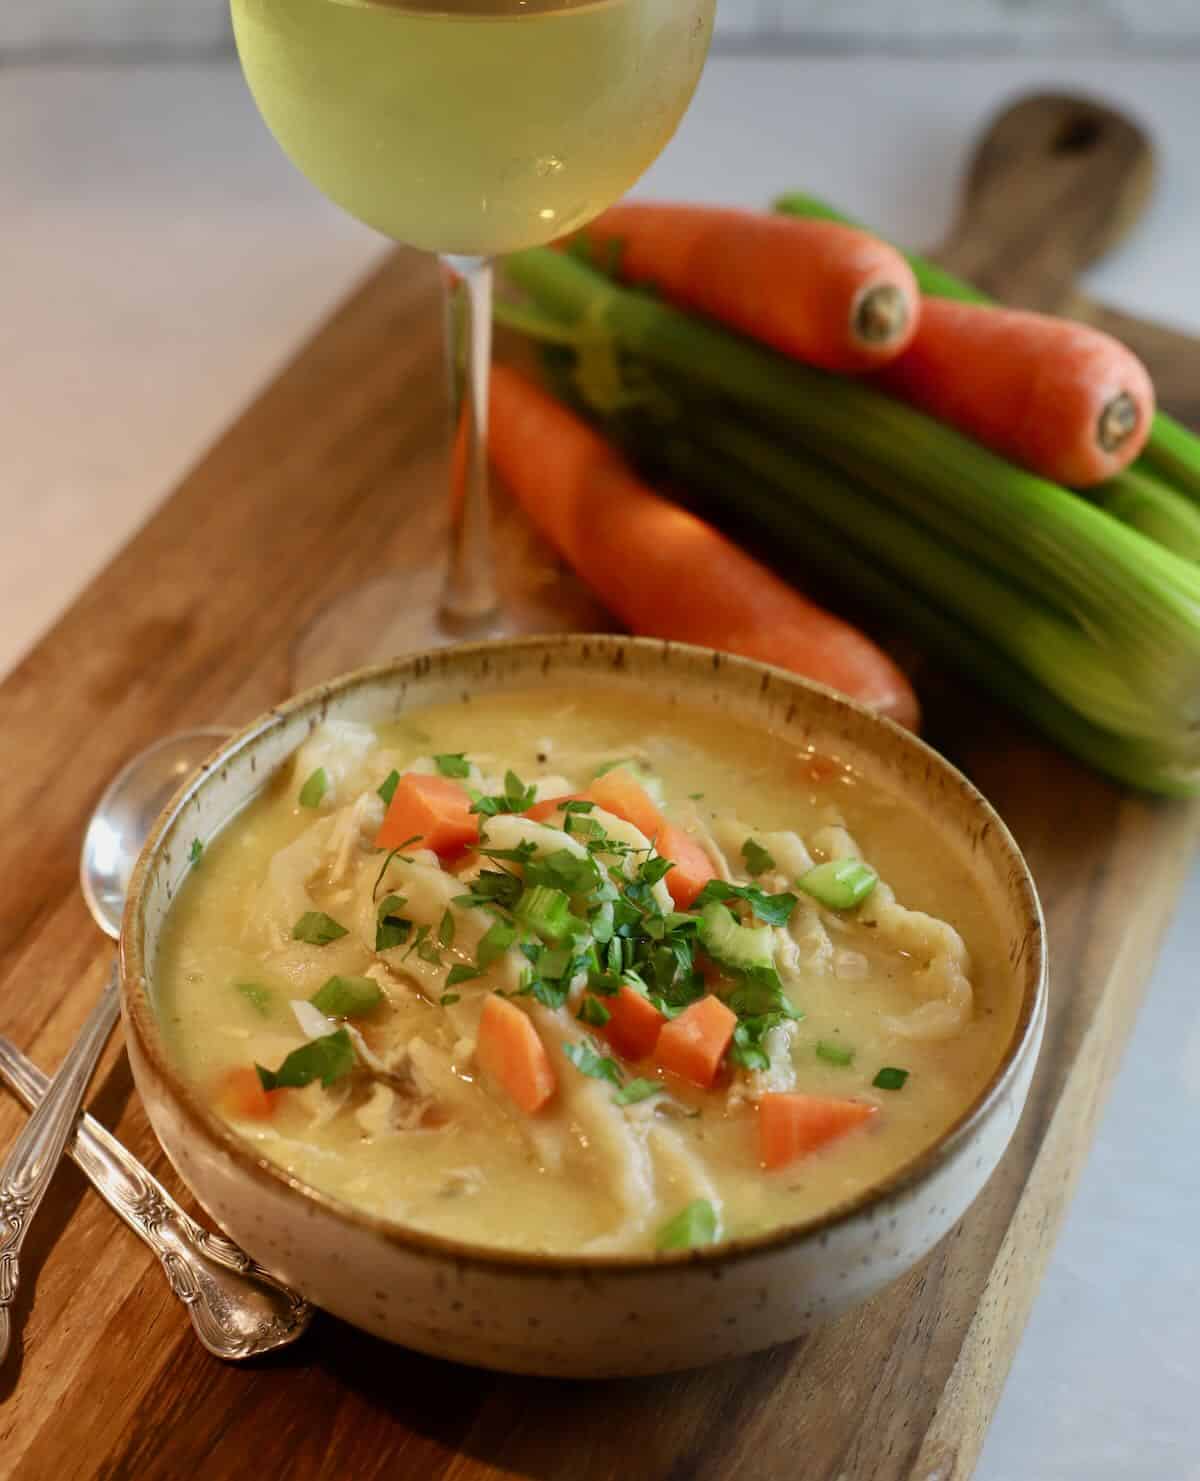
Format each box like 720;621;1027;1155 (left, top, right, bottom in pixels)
122;634;1046;1277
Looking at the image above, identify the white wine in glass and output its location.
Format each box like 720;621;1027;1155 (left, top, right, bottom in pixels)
231;0;716;678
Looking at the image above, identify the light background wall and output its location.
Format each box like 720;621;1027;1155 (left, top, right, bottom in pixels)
4;0;1200;56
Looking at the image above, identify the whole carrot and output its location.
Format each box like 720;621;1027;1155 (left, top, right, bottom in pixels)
489;364;920;730
572;202;920;373
872;297;1155;488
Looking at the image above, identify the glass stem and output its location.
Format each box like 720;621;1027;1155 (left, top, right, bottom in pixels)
440;254;498;627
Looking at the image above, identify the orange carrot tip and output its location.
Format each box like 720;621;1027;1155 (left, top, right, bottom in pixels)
570;202;921;373
488;364;920;730
873;297;1155;488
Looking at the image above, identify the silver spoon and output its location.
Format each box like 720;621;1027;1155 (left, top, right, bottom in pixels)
0;729;313;1363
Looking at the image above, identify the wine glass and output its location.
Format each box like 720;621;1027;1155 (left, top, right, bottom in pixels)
231;0;715;683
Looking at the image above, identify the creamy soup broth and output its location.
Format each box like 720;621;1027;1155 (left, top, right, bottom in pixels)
156;690;1020;1255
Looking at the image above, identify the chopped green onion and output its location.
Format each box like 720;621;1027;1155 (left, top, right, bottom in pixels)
741;838;775;877
873;1066;910;1091
377;769;400;806
292;911;348;946
234;981;272;1016
816;1039;855;1067
310;975;383;1019
256;1029;354;1091
655;1199;720;1252
797;860;878;911
613;1078;662;1106
433;753;471;778
298;767;328;808
515;885;572;942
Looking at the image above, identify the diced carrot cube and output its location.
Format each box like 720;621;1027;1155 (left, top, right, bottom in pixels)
477;995;556;1114
375;772;479;856
218;1067;285;1122
757;1092;876;1169
655;994;737;1088
655;822;717;909
599;983;667;1062
581;771;664;840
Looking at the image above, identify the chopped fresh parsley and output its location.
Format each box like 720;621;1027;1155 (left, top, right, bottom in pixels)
372;839;420;900
725;967;802;1021
873;1066;910;1091
235;981;272;1016
438;909;456;948
402;923;443;967
523;848;601;897
816;1039;855;1067
446;963;483;988
188;838;204;866
377;769;400;806
453;869;523;912
375;894;412;952
655;1199;720;1252
563;1038;622;1087
256;1028;354;1091
441;992;461;1007
741;837;775;877
310;975;383;1019
477;919;518;970
577;995;612;1028
692;879;797;927
613;1078;662;1106
298;767;328;808
292;911;348;946
470;770;537;817
433;753;471;778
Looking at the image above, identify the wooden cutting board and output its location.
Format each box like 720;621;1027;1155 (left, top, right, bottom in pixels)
0;93;1196;1480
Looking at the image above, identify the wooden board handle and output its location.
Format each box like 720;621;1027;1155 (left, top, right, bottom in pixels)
934;92;1156;314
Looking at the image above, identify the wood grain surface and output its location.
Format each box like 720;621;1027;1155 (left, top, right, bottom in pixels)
1;95;1197;1480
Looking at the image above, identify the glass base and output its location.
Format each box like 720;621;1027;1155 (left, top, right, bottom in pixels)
288;533;611;693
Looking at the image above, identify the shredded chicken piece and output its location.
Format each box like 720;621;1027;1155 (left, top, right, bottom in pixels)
531;1007;657;1251
326;791;385;886
354;1083;398;1138
676;802;734;882
438;1166;485;1198
813;824;974;1039
647;1124;723;1220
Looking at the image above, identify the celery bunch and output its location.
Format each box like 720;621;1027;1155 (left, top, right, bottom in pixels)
496;248;1200;796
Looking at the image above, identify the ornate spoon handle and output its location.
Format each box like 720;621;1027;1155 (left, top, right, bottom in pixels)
0;1027;313;1360
0;962;122;1363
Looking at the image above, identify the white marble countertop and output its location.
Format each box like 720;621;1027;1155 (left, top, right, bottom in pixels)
2;53;1198;1479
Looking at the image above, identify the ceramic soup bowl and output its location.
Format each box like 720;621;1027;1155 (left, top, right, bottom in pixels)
121;635;1046;1377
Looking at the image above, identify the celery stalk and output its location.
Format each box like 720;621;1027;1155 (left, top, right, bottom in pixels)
503;248;1200;726
646;428;1200;795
